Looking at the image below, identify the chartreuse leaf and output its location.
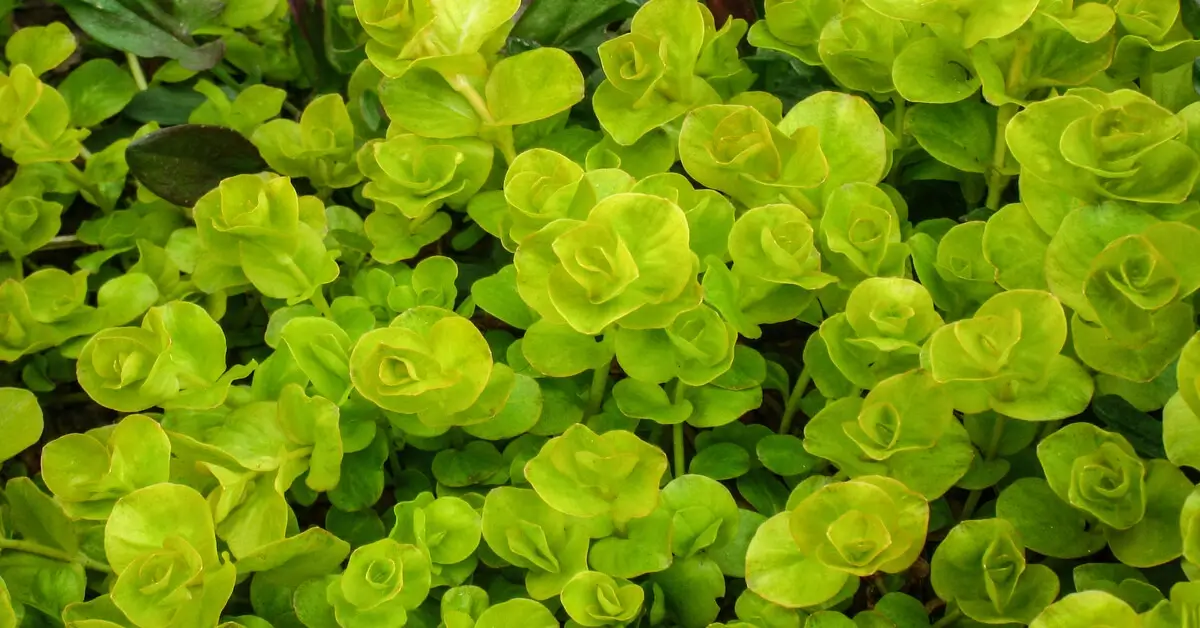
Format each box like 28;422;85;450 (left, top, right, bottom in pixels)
5;22;75;76
0;388;41;463
525;423;667;524
931;519;1059;624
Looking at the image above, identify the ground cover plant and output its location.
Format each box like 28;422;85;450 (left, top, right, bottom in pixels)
2;0;1200;625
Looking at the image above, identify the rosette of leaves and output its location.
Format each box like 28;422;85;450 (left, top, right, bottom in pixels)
745;476;928;608
350;305;502;428
631;172;735;263
593;0;725;146
104;483;237;628
704;203;836;339
746;0;840;66
326;539;431;628
357;133;493;263
1007;88;1200;205
473;148;596;251
514;192;702;336
1107;0;1200;82
561;571;644;627
679;104;828;211
251;94;363;190
920;289;1094;421
367;0;585;162
0;170;63;262
481;486;589;599
525;423;668;525
804;370;975;498
0;64;88;164
931;518;1059;624
191;174;339;303
390;491;482;586
1039;422;1191;567
909;221;1001;317
40;414;171;519
817;277;943;389
0;268;157;361
355;0;515;79
818;183;909;284
1045;203;1200;383
78;301;253;413
613;304;736;387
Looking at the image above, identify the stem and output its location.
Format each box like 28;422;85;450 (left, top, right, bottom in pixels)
985;103;1019;211
888;96;906;186
584;360;611;419
0;538;113;574
778;368;811;435
63;164;107;212
126;52;148;91
1037;419;1062;443
673;423;686;478
10;256;21;280
671;379;689;477
309;289;333;319
931;607;963;628
211;65;240;90
960;415;1008;520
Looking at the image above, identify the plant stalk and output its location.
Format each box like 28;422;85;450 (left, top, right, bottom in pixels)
985;103;1018;211
584;360;611;420
673;422;686;478
778;367;811;435
671;379;689;477
888;96;906;186
126;52;148;91
931;607;962;628
959;415;1007;520
309;289;334;319
0;538;113;574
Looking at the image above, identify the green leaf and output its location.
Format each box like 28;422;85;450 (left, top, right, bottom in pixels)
58;0;224;71
59;59;139;128
5;22;75;76
0;388;41;464
690;442;752;480
126;124;268;207
486;47;585;126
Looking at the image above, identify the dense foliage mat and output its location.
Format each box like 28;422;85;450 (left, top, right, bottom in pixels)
2;0;1200;626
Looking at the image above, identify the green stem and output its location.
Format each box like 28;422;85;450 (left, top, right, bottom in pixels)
63;164;107;213
671;379;689;477
309;289;334;319
887;96;906;186
10;256;21;281
0;538;113;574
778;368;811;435
673;423;686;478
584;360;611;420
931;607;962;628
211;64;240;90
126;52;148;91
985;103;1018;211
1037;419;1062;443
960;415;1008;520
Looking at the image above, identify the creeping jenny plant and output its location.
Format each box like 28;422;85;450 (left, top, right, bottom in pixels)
2;0;1200;626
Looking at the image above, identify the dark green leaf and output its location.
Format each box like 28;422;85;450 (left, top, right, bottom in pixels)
1092;395;1166;459
126;124;268;207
